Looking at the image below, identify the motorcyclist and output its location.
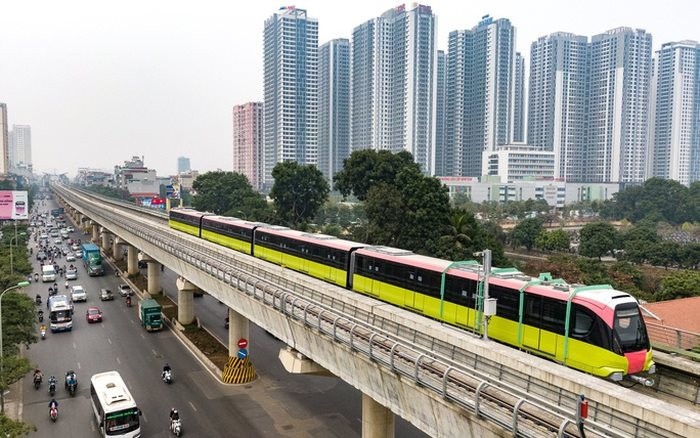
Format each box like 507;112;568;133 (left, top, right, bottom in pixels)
48;398;58;410
66;370;77;387
33;369;44;383
169;408;180;422
34;273;39;282
162;363;172;380
125;295;132;307
35;294;42;305
38;310;44;322
65;281;69;289
48;375;57;391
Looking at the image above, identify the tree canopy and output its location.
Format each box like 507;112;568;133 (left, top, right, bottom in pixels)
191;171;268;219
510;218;543;251
578;222;619;260
270;161;329;227
334;150;420;201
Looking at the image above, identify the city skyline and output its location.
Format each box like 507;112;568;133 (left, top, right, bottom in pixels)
1;0;699;176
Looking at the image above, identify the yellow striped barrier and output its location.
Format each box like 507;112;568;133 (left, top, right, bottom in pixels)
222;356;257;384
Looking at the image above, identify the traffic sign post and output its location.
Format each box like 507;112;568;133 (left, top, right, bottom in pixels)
237;338;248;349
237;348;248;360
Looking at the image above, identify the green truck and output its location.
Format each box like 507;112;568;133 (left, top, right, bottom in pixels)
81;243;104;276
138;299;163;331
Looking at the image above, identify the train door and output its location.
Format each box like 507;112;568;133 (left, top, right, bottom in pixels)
404;270;425;312
522;294;541;351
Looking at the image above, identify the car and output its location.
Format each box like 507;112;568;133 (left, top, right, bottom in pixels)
65;269;78;280
66;254;76;262
100;288;114;301
75;251;82;259
66;226;74;232
86;306;103;323
61;246;70;255
71;244;80;251
36;251;47;261
118;284;133;297
53;238;62;244
71;285;87;302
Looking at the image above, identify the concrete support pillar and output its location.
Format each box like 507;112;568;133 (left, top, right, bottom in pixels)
147;260;162;295
228;308;250;355
112;238;124;261
100;228;111;251
91;222;99;243
362;394;395;438
127;245;139;276
175;277;196;325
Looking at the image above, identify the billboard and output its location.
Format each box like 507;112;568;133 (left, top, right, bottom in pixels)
0;191;28;220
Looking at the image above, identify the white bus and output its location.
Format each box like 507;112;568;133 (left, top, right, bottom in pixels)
48;295;73;332
90;371;141;438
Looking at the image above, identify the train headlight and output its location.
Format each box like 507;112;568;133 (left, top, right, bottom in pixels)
609;372;623;382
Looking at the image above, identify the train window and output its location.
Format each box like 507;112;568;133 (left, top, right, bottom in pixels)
570;304;612;351
523;294;542;328
541;298;566;334
572;308;593;337
489;285;518;321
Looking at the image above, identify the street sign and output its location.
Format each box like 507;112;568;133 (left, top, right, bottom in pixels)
237;338;248;349
237;348;248;359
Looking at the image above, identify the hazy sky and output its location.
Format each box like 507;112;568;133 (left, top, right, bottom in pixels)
1;0;697;176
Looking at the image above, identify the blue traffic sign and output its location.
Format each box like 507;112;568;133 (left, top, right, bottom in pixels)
237;348;248;359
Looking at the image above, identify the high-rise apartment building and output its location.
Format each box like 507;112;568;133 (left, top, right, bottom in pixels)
444;16;516;177
649;41;700;185
0;103;8;174
9;124;32;169
350;4;437;174
587;28;652;183
177;156;191;174
528;32;589;181
318;38;350;184
233;102;264;191
434;50;447;176
263;6;318;190
513;53;526;143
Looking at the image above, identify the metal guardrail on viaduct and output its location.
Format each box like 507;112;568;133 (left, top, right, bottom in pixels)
53;184;700;438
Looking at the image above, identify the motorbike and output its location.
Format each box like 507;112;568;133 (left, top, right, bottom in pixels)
38;311;44;323
33;375;42;390
49;380;56;396
34;273;39;282
49;406;58;422
162;370;173;384
126;296;132;308
67;381;77;396
35;295;42;306
65;371;78;396
40;327;46;340
170;418;182;436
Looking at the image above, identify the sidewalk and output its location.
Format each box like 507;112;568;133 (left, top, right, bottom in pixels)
3;379;23;420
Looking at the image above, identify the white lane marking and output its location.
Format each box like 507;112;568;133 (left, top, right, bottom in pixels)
72;342;77;349
188;401;197;412
77;362;81;370
116;357;121;365
107;338;112;344
152;349;158;357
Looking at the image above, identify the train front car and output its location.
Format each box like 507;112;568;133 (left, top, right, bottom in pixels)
169;208;212;238
565;286;655;384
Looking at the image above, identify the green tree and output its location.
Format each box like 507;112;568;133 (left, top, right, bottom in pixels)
0;291;36;414
647;241;681;269
0;412;36;436
270;161;329;227
334;150;419;201
601;178;690;224
510;218;543;251
579;222;619;260
657;270;700;301
85;185;131;201
535;229;570;252
192;171;262;216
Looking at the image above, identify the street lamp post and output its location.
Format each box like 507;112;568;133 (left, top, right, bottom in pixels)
9;232;27;275
0;281;31;413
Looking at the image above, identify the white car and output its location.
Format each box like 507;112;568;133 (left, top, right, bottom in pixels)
66;254;76;262
71;285;87;302
66;269;78;280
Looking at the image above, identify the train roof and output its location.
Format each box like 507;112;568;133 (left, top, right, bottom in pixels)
203;215;268;230
356;246;634;308
256;226;369;251
170;208;212;218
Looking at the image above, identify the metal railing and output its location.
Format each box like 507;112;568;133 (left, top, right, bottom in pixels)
647;321;700;356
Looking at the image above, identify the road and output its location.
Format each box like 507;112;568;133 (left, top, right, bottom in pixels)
20;202;428;437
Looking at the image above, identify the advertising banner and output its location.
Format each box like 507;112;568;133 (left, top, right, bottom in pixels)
0;190;29;220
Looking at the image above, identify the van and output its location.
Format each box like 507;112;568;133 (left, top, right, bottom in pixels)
42;265;57;282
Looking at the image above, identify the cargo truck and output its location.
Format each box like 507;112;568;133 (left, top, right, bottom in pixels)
138;299;163;331
81;243;104;276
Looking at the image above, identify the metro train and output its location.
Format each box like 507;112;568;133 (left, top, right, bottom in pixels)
169;208;655;382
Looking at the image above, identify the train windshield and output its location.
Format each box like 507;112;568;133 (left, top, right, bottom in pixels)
613;303;649;353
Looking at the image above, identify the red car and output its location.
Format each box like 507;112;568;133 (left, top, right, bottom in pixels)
86;307;103;323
